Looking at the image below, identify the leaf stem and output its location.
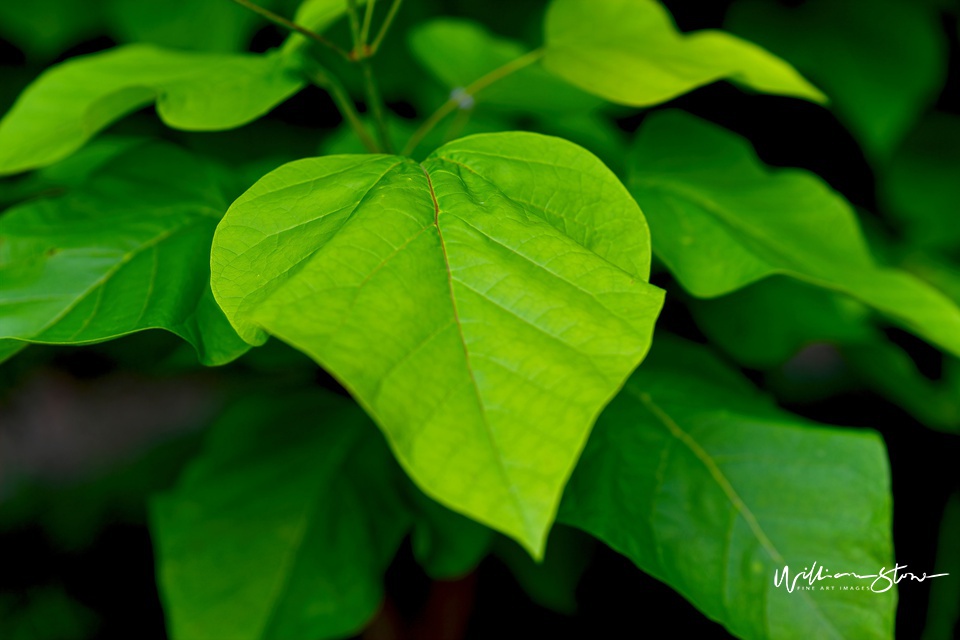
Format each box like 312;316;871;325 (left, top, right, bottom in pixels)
369;0;403;54
308;69;380;153
402;48;544;156
229;0;351;61
360;60;394;153
345;0;364;52
360;0;377;45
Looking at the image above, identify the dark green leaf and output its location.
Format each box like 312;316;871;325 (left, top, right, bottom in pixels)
726;0;946;158
0;142;249;365
560;336;895;640
152;391;409;640
628;110;960;358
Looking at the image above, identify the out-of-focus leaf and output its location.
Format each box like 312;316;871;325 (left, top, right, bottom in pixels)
0;45;306;175
727;0;946;159
152;391;409;640
409;18;601;115
0;587;98;640
560;336;895;640
628;110;960;358
542;0;825;108
107;0;268;52
880;114;960;251
0;0;107;60
409;486;493;580
922;493;960;640
211;132;664;556
494;524;593;614
0;142;249;365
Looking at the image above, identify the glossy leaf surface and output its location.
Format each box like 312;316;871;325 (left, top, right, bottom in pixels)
211;132;665;554
542;0;825;107
0;45;305;175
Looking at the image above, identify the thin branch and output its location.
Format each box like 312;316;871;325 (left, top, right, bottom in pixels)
345;0;363;51
229;0;351;60
360;60;394;153
402;48;544;156
369;0;403;54
360;0;377;45
308;69;380;153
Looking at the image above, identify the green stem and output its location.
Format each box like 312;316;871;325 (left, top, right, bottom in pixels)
229;0;350;60
402;48;543;156
360;0;377;45
369;0;403;54
345;0;363;52
360;60;394;153
309;69;380;153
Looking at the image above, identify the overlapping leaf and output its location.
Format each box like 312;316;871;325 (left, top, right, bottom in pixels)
211;132;664;555
409;18;601;114
727;0;946;158
152;392;410;640
560;336;895;640
542;0;825;108
0;141;248;365
0;45;306;175
628;110;960;357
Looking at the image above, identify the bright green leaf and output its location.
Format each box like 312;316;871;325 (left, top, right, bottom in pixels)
542;0;826;108
0;44;306;176
409;18;601;115
629;110;960;358
560;336;895;640
152;391;409;640
0;142;249;365
727;0;946;159
211;132;665;555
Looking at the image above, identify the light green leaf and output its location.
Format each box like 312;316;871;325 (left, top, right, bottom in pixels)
542;0;825;108
629;110;960;358
0;44;306;176
152;391;409;640
727;0;946;159
881;114;960;251
0;142;249;365
409;18;601;115
211;132;665;555
560;336;895;640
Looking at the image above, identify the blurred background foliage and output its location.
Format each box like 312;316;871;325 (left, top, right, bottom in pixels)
1;0;959;638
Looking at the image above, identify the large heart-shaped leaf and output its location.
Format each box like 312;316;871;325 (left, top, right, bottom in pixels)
152;391;410;640
0;141;248;365
628;110;960;358
541;0;826;108
560;336;895;640
0;44;305;176
211;132;665;555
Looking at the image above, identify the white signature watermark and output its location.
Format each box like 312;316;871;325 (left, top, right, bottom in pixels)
774;561;948;594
